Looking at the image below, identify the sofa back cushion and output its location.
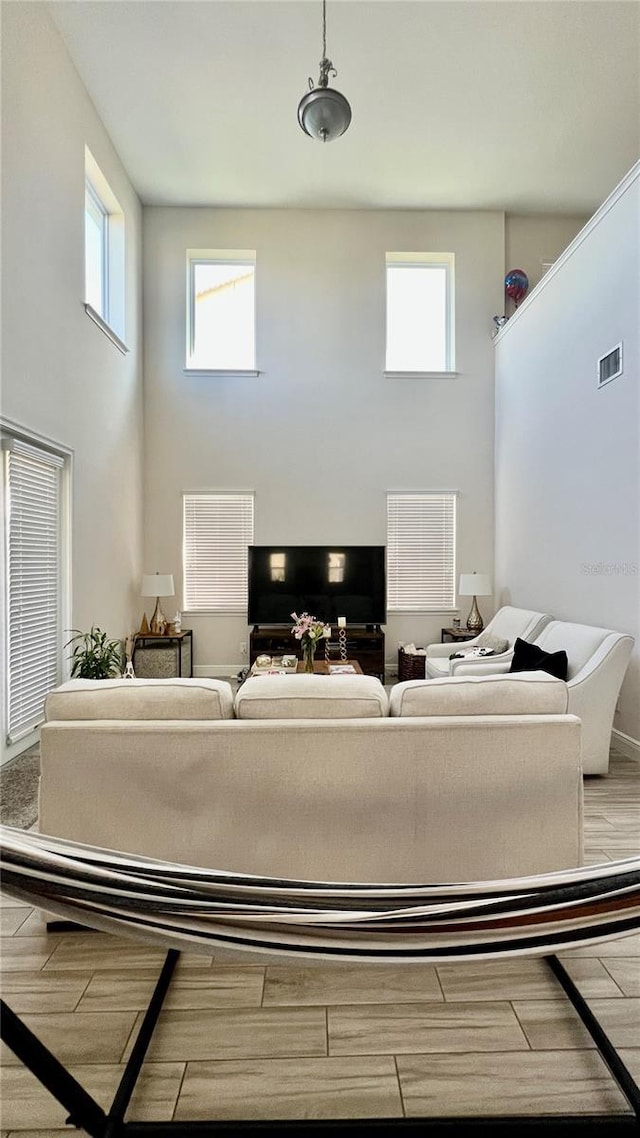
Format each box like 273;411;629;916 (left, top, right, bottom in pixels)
534;621;616;679
389;672;568;717
45;678;234;721
235;674;389;719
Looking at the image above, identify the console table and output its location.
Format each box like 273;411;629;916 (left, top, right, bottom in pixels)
133;630;193;678
250;626;385;681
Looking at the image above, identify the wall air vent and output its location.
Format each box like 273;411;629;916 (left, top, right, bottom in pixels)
598;343;623;388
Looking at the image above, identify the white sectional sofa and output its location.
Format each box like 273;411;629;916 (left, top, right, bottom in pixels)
39;674;583;886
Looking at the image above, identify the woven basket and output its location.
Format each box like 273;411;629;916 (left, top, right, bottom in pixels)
398;647;426;682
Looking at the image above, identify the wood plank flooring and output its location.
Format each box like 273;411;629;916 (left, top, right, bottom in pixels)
1;748;638;1129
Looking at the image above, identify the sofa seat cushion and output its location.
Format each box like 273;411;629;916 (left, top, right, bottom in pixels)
425;656;452;679
389;672;568;717
234;674;389;719
45;678;234;721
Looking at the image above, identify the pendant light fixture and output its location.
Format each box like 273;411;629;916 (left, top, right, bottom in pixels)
297;0;352;142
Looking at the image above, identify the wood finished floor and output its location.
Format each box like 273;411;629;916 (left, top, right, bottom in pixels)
1;749;639;1130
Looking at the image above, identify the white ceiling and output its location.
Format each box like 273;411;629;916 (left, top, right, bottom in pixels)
48;0;640;214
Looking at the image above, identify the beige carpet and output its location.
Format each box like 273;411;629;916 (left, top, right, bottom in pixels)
0;748;39;829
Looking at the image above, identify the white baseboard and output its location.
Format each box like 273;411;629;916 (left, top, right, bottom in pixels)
1;727;40;767
194;664;244;678
611;728;640;760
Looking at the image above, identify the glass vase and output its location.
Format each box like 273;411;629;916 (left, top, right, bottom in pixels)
302;639;316;673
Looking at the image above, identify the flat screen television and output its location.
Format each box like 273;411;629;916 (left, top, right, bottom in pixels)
248;546;386;626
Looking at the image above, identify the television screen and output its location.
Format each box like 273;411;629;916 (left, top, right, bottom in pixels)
248;546;386;626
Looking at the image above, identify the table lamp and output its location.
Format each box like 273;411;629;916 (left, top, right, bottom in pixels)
141;573;175;634
458;572;492;633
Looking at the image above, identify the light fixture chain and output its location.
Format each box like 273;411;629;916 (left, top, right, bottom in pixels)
318;0;336;89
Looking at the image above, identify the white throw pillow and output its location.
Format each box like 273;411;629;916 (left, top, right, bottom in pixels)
476;632;509;653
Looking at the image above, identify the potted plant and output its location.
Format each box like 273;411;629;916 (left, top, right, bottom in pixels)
66;626;123;679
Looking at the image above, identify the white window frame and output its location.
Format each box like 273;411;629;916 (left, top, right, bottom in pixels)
1;423;71;760
84;147;128;353
385;252;456;377
386;491;457;612
85;181;108;314
185;250;258;376
183;491;255;613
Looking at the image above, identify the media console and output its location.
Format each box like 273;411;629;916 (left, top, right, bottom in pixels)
249;625;385;682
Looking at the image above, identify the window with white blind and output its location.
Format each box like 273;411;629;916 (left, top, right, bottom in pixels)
3;435;69;745
183;492;254;612
386;492;456;611
385;252;455;374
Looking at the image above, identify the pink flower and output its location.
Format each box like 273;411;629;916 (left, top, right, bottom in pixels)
291;611;331;645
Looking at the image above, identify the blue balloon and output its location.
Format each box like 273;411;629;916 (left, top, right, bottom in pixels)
505;270;529;303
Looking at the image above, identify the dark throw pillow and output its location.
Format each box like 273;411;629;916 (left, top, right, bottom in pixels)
509;637;568;681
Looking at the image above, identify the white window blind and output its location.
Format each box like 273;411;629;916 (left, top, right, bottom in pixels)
5;439;64;743
183;493;254;611
387;492;456;611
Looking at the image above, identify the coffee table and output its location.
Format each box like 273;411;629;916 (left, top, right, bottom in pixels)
299;659;363;675
250;659;363;676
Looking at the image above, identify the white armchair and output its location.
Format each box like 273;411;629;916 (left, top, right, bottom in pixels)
425;606;552;679
535;623;633;775
454;620;634;775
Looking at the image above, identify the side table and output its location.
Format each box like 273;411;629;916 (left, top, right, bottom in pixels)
441;627;478;644
133;630;193;678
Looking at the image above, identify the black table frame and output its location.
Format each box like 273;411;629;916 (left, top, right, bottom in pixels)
2;952;639;1136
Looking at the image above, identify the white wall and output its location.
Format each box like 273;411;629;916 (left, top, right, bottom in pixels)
1;5;605;707
495;165;639;746
505;214;588;298
143;208;505;672
1;3;144;758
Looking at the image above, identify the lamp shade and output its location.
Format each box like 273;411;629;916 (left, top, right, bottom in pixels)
459;573;492;597
141;573;174;598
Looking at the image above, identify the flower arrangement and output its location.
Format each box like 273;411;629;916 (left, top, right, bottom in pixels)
291;611;331;672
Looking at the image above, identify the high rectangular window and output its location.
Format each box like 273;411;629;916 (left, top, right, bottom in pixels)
385;253;455;373
3;434;69;745
186;251;256;372
386;492;456;611
84;183;107;316
84;147;126;347
183;492;254;611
